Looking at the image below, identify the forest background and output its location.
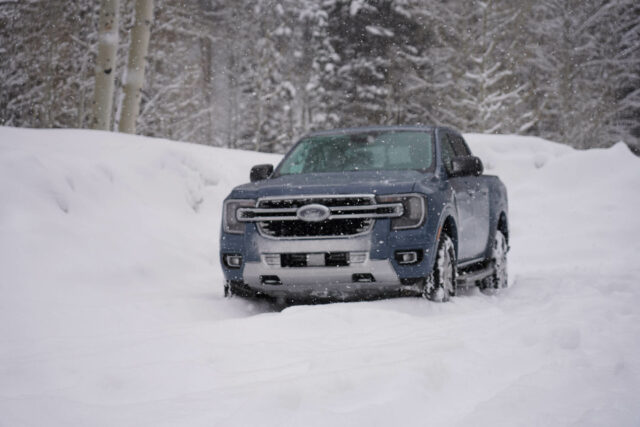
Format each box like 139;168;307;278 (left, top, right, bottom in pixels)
1;0;639;154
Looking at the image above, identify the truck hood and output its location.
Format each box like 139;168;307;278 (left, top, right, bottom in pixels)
228;170;431;199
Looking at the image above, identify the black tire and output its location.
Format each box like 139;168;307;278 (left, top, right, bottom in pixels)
223;280;233;298
423;234;457;302
479;230;508;291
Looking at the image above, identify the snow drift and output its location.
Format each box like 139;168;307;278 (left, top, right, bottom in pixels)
1;127;639;426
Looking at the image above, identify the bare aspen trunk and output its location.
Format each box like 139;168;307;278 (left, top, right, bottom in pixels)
92;0;120;130
118;0;154;134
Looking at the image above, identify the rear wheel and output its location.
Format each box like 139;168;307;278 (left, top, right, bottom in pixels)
423;234;456;302
479;230;508;291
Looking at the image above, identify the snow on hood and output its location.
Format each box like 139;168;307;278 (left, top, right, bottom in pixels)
229;169;429;199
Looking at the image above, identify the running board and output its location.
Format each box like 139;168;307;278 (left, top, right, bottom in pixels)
456;265;493;287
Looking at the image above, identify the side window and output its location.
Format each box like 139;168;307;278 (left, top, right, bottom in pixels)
451;134;471;156
441;133;456;174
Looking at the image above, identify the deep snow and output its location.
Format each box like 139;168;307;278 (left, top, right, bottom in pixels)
1;127;639;426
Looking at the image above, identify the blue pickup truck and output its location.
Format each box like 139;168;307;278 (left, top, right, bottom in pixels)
220;126;508;303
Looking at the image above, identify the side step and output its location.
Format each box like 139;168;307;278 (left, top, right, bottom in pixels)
456;264;493;287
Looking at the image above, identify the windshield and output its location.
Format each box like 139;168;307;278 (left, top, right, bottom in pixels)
276;130;434;176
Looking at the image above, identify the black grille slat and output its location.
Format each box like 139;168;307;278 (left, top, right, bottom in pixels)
325;252;349;267
259;197;373;209
260;218;373;238
280;253;308;267
280;252;350;267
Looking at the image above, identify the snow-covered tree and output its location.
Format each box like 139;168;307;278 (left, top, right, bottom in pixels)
1;0;99;129
596;0;640;152
0;0;638;152
448;0;531;133
523;0;640;149
285;0;332;135
319;0;429;128
135;0;225;144
221;0;331;152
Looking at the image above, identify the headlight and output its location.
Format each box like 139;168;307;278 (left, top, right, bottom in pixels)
223;199;255;234
376;193;426;229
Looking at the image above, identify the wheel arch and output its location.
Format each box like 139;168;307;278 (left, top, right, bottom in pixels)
497;211;509;243
441;215;458;256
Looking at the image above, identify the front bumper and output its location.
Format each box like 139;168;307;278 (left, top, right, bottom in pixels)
221;221;438;300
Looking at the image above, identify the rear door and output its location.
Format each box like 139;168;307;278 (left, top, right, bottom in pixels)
450;134;490;259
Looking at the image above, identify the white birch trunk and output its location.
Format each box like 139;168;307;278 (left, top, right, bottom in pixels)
92;0;120;130
118;0;154;134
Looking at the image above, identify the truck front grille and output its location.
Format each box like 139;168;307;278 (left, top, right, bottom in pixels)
237;194;403;239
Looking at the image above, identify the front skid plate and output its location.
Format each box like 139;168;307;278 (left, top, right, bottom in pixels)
228;280;423;303
243;258;400;290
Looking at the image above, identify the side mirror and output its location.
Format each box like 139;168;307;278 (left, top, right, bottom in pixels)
450;156;483;177
250;164;274;182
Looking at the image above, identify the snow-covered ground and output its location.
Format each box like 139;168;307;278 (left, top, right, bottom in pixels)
1;127;639;426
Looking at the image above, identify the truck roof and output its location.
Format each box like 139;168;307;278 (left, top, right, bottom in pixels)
306;125;438;137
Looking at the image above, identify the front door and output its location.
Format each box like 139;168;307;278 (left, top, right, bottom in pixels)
440;131;489;261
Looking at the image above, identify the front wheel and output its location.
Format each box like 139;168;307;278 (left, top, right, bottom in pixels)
423;234;456;302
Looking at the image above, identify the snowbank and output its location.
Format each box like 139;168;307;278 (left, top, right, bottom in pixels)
1;127;639;426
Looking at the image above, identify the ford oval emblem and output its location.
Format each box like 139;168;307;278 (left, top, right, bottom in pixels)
297;204;331;222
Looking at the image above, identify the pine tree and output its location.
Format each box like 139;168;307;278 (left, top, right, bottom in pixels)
451;0;530;133
319;0;429;128
523;0;639;149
